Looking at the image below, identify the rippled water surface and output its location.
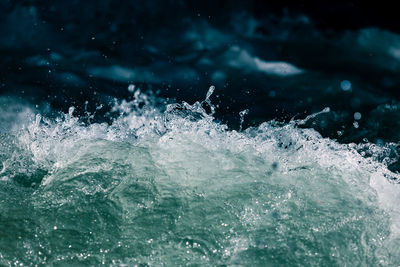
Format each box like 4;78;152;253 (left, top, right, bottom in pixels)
0;89;399;266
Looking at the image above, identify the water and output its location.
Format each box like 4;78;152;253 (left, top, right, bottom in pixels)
0;88;399;266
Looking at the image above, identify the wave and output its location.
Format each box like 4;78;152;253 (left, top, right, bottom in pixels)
0;87;399;265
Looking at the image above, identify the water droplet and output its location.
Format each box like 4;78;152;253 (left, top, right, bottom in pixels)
128;84;135;93
340;80;352;91
354;112;362;120
68;107;75;116
269;90;276;98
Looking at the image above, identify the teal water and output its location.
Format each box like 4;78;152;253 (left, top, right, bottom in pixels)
0;89;399;266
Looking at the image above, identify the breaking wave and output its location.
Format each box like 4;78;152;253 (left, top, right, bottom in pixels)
0;87;399;266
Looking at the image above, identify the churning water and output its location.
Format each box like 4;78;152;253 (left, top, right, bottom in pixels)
0;87;399;266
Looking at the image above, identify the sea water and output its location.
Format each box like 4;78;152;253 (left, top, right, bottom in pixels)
0;87;399;266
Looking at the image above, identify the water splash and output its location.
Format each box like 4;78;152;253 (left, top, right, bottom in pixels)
294;107;331;125
239;109;249;131
0;91;399;266
203;85;216;116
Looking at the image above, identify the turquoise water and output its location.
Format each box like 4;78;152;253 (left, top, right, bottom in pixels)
0;88;399;266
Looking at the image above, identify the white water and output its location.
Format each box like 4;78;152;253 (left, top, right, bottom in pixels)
0;88;399;265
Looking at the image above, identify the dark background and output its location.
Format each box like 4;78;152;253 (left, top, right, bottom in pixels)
1;0;400;147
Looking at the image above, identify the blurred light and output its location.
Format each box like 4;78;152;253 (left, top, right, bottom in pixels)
353;112;362;120
269;90;276;98
340;80;352;91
